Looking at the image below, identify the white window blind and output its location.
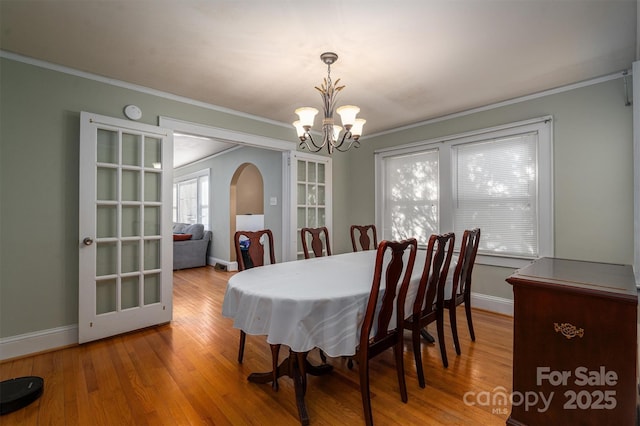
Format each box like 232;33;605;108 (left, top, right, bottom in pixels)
453;133;538;257
383;149;439;245
375;116;552;267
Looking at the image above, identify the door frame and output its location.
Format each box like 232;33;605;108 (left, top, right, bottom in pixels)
282;151;333;261
632;61;639;286
158;117;298;262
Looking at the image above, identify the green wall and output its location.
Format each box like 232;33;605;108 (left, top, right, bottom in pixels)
0;57;293;338
343;77;634;300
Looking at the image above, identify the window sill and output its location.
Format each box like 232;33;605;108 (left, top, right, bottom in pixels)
476;254;536;269
415;248;539;270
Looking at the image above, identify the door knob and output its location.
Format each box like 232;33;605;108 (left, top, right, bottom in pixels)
82;237;94;246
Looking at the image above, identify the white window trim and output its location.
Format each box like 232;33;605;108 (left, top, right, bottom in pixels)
375;116;554;268
174;168;210;227
174;168;210;184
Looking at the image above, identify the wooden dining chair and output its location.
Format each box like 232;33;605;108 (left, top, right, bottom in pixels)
350;224;378;252
299;226;332;363
444;228;481;355
300;226;332;258
353;238;418;426
233;229;277;365
402;232;455;387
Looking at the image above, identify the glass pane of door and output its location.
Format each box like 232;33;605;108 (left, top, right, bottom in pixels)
96;279;116;314
93;130;162;317
296;156;330;259
121;276;140;310
122;133;140;166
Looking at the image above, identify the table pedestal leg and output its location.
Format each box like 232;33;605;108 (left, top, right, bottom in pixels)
247;349;333;425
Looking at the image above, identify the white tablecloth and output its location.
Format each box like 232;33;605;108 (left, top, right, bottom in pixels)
222;250;455;357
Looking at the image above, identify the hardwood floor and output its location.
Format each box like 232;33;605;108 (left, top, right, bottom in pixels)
1;266;513;425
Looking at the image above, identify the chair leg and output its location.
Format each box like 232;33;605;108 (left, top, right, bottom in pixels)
270;344;281;391
449;305;461;355
393;340;408;403
464;297;476;341
437;311;448;368
412;325;426;388
359;357;374;426
295;350;307;394
238;330;246;363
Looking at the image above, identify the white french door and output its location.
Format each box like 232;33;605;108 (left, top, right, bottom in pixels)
78;112;173;344
284;151;332;261
633;60;640;286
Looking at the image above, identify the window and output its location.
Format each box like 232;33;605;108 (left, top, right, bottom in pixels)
375;117;553;267
173;169;210;228
382;149;439;244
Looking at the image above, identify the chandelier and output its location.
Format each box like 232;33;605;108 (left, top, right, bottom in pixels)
293;52;366;154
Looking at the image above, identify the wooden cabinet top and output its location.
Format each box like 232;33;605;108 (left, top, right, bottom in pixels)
506;257;638;303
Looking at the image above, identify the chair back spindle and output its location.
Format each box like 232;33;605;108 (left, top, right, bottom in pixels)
234;229;276;271
452;228;481;298
301;227;332;258
350;224;378;252
446;228;481;355
413;233;455;320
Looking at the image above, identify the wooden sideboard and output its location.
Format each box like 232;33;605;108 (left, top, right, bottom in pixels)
506;257;638;425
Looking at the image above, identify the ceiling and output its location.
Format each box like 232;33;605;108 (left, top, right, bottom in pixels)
1;1;638;167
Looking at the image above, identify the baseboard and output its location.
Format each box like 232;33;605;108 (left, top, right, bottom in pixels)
471;292;514;316
0;325;78;361
209;256;238;271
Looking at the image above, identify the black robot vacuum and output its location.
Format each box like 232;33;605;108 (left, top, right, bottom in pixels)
0;376;44;415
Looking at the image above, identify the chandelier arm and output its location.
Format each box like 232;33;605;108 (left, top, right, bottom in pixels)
299;131;326;152
331;129;352;151
335;141;360;152
333;137;360;152
300;141;322;153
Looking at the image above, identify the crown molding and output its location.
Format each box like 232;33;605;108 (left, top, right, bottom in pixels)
0;50;291;130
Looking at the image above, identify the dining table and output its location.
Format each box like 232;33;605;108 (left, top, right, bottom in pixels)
221;249;455;425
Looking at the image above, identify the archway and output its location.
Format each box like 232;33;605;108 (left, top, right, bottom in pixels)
230;163;264;262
